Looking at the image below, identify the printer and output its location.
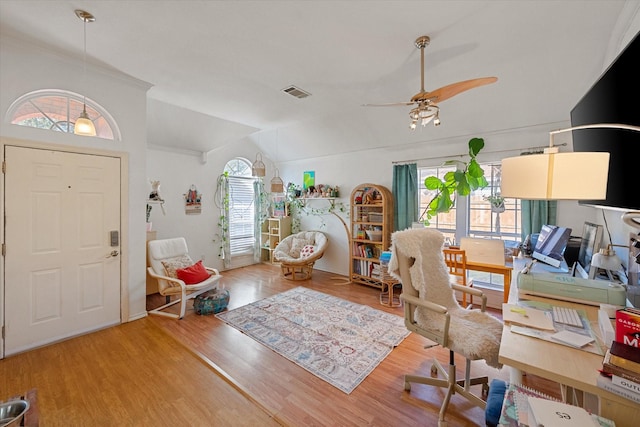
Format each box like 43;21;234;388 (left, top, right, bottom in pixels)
517;270;627;306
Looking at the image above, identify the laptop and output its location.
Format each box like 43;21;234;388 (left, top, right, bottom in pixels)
459;237;506;266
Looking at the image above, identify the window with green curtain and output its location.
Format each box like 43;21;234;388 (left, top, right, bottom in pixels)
392;163;418;231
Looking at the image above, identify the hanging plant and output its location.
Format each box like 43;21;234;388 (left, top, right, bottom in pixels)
484;194;505;213
285;182;349;233
213;172;230;262
421;137;488;225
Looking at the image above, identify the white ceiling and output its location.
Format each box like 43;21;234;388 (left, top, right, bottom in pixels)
0;1;638;161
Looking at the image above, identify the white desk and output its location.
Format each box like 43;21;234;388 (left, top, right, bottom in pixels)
498;259;640;427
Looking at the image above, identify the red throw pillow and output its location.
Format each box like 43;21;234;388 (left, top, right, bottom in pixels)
176;260;210;284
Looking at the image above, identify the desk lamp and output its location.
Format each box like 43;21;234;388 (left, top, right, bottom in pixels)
590;244;626;281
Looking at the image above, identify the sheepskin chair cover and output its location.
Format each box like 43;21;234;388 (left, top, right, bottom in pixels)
389;228;503;368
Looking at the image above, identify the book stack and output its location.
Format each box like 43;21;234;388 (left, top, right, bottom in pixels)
615;307;640;348
599;332;640;403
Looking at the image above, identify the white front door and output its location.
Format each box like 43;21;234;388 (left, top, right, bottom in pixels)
3;146;121;356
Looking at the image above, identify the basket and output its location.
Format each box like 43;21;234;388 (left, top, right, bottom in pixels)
368;213;383;223
193;289;230;315
366;230;383;242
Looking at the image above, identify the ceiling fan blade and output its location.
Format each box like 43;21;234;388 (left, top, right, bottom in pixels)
362;101;416;107
425;77;498;103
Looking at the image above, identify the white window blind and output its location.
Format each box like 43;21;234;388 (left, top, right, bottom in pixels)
228;176;256;255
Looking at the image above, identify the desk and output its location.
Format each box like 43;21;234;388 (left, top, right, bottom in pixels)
499;259;640;426
465;260;512;303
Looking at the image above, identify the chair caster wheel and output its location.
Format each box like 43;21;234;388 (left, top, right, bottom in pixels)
430;365;438;376
404;381;411;391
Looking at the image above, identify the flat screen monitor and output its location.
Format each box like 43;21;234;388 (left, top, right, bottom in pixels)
577;222;603;279
532;225;572;268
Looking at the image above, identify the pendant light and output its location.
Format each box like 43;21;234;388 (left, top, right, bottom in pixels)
270;129;284;193
251;152;266;177
74;10;96;136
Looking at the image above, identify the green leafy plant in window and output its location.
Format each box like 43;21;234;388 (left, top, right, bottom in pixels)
421;137;488;225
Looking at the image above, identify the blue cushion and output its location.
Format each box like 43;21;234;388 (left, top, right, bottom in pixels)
485;379;507;427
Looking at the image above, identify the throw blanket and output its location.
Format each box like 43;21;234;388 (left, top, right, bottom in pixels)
389;228;503;368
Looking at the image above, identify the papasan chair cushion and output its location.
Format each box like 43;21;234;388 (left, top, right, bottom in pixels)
273;231;328;280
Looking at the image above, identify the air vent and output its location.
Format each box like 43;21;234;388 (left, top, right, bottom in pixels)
282;85;311;99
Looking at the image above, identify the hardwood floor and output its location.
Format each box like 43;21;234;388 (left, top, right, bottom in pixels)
147;264;563;426
2;263;562;426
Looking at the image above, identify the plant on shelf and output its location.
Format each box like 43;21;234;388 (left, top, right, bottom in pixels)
285;182;349;233
421;137;488;225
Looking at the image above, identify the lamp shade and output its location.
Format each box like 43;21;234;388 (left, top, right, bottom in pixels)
591;250;622;271
74;107;96;136
500;151;609;200
270;169;284;193
251;153;266;177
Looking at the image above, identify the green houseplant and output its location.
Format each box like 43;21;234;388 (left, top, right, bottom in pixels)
421;137;488;225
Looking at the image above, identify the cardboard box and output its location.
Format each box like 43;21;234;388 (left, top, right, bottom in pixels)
616;307;640;348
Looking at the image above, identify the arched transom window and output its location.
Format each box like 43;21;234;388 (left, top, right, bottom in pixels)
5;89;120;140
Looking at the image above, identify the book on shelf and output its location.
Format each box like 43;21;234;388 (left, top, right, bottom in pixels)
602;349;640;383
615;307;640;348
609;341;640;374
597;373;640;404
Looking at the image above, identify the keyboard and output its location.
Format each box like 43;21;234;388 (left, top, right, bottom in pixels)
552;306;583;328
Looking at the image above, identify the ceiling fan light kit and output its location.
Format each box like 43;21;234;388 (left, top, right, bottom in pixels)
365;35;497;130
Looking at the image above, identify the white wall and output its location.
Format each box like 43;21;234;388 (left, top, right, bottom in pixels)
0;35;151;320
145;144;262;271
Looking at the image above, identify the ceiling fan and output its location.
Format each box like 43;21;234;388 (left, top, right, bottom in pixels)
364;35;497;129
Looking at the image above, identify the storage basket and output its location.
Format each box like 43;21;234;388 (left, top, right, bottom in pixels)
193;289;230;315
366;230;383;242
368;213;383;223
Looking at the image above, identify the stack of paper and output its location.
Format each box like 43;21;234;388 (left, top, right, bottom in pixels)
527;396;598;426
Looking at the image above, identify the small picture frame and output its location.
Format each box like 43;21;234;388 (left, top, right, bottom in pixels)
303;171;315;190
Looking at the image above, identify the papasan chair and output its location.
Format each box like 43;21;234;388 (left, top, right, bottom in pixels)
273;231;328;280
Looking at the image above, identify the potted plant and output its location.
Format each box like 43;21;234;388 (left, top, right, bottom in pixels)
421;137;488;225
484;193;505;213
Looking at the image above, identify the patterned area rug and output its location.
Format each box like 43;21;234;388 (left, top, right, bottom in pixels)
216;287;410;394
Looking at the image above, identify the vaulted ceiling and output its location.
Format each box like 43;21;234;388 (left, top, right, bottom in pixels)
1;1;637;161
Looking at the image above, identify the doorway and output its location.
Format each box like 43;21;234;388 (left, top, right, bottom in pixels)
2;144;124;356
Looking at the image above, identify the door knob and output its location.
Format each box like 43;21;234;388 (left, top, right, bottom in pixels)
106;250;119;258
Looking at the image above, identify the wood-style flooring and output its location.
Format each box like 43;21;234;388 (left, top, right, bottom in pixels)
2;263;562;426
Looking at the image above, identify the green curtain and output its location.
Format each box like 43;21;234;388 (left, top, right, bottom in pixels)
520;200;557;240
392;163;418;231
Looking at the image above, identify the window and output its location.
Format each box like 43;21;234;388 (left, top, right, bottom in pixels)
419;163;522;289
6;89;120;140
223;159;256;256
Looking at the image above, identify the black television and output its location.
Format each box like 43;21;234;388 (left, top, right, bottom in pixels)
570;31;640;210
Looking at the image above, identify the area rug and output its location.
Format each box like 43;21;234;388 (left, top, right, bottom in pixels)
216;287;410;394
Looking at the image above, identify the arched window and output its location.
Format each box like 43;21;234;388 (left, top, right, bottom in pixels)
5;89;121;140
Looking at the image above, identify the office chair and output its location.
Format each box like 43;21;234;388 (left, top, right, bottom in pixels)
389;228;503;427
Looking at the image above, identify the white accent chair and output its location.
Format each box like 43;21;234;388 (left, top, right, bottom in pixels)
273;231;328;280
389;228;503;427
147;237;222;319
